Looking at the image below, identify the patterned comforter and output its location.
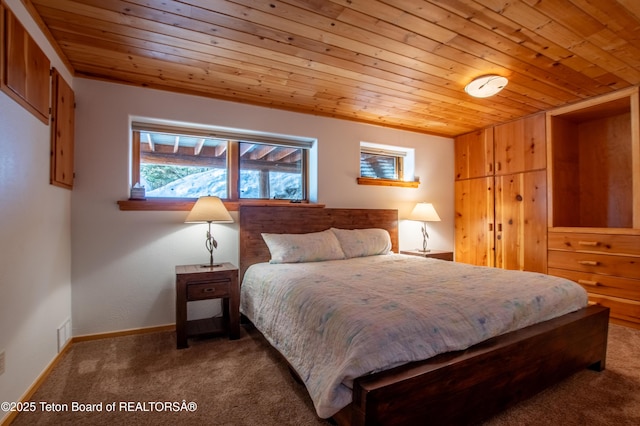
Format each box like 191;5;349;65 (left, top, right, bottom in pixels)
240;254;588;418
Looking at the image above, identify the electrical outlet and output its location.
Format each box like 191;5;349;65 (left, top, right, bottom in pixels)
0;350;5;375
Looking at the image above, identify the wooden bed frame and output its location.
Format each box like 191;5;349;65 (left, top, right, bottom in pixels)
239;205;610;426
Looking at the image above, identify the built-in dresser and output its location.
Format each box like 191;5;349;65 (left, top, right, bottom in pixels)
546;87;640;329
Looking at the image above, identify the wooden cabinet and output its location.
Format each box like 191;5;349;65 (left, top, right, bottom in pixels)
454;127;493;179
548;230;640;329
175;263;240;349
455;114;547;272
495;170;547;271
546;87;640;329
493;114;546;176
1;6;74;189
454;177;494;266
50;68;75;189
1;5;50;124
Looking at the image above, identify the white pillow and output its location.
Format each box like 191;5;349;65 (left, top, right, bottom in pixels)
261;229;346;264
330;228;392;258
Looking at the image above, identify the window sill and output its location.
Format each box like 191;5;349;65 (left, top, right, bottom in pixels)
117;198;322;211
356;177;419;188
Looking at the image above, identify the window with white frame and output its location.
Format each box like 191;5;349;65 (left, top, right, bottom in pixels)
131;122;312;201
360;142;413;181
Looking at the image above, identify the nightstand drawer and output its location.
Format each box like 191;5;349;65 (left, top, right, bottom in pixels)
187;280;230;301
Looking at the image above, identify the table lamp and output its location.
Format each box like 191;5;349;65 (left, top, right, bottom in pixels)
185;196;234;267
409;202;441;252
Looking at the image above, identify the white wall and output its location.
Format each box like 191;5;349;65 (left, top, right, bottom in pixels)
72;79;454;336
0;0;452;416
0;0;73;419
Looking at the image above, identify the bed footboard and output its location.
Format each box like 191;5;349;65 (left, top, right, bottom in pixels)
335;304;609;426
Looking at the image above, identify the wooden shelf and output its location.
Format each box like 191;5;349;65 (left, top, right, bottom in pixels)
356;177;419;188
117;198;323;211
547;87;638;229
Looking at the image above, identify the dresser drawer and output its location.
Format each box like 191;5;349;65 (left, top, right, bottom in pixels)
548;251;640;279
588;294;640;325
548;268;640;300
548;232;640;256
187;280;230;301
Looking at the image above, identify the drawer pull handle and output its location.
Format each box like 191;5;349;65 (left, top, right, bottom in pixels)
578;260;599;266
578;279;599;286
578;241;600;247
203;288;215;292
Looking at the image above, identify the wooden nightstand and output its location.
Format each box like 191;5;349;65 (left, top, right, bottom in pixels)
175;262;240;349
401;250;454;261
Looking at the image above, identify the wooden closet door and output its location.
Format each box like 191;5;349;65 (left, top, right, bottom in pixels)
454;177;495;266
494;170;547;272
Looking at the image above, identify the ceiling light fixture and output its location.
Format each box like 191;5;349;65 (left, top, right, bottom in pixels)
465;75;508;98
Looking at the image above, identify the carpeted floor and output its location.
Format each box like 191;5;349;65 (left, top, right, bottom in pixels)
10;323;640;425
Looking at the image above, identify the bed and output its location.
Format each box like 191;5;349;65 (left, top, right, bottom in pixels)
238;205;610;426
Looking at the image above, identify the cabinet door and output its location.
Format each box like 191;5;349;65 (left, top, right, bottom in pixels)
494;114;545;175
50;68;75;189
454;177;495;266
1;6;50;123
494;170;547;272
454;128;494;180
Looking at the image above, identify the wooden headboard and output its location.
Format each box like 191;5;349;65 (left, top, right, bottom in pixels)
239;206;399;281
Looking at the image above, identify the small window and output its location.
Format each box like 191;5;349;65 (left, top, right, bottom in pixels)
360;145;407;180
357;142;418;188
360;150;404;180
131;122;311;202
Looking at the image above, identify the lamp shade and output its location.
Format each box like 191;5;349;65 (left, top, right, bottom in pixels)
465;75;508;98
409;203;441;222
185;196;234;223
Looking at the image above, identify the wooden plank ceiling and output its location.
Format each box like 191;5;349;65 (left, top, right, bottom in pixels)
27;0;640;137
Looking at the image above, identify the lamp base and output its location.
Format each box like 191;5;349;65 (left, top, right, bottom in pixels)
415;249;432;253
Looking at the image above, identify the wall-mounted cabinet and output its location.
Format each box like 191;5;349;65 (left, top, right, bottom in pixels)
50;68;75;189
1;5;50;124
